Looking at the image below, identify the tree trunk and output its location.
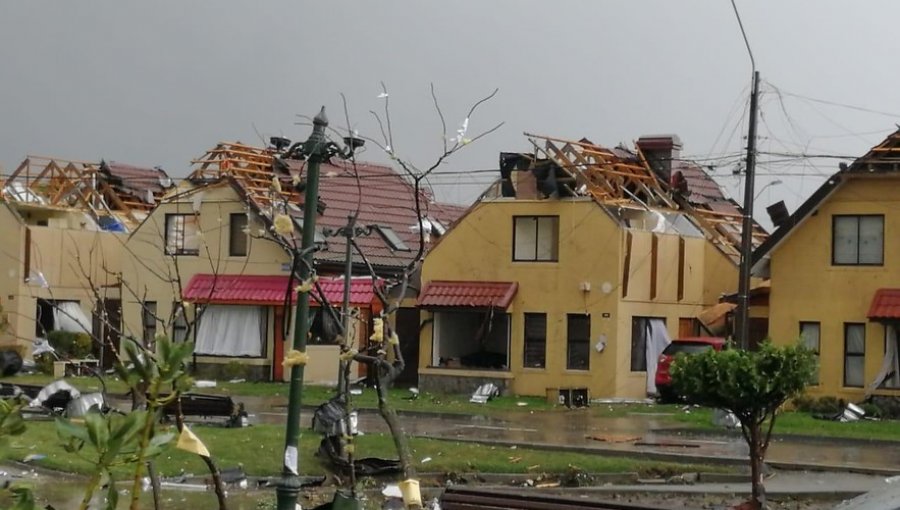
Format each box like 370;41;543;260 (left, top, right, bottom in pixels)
748;422;766;509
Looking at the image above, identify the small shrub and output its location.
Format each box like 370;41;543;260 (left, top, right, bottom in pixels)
222;361;249;380
793;395;844;416
34;353;54;374
47;331;93;359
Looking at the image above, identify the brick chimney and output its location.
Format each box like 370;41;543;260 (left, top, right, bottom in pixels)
636;134;682;181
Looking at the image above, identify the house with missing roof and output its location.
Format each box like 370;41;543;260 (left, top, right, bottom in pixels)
121;142;465;383
416;134;767;399
0;157;172;364
754;128;900;401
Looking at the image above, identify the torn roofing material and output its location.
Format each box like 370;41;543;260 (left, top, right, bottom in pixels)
752;127;900;269
187;142;467;273
0;155;172;228
496;133;766;264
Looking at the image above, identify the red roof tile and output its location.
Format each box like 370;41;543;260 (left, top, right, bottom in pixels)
868;288;900;320
417;281;518;309
183;274;380;306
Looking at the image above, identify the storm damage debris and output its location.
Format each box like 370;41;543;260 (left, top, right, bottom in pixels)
26;379;106;417
312;396;400;476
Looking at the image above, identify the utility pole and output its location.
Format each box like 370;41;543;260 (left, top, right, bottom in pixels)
736;71;760;350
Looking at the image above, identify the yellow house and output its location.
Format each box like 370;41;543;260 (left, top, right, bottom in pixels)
0;157;171;364
755;128;900;401
417;134;766;399
121;142;465;383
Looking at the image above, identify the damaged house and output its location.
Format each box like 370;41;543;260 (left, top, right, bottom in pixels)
0;156;172;364
416;133;766;399
121;141;465;383
754;128;900;401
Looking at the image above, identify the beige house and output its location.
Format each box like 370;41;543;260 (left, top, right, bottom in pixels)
121;142;465;383
417;134;767;399
0;157;172;364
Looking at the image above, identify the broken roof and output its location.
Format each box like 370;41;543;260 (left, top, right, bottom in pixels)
752;128;900;269
495;133;766;263
187;141;467;273
0;156;172;228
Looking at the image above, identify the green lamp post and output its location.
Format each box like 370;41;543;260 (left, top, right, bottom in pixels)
276;107;364;510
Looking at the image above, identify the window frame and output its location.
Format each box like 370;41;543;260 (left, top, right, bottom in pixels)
523;313;547;369
843;322;866;388
800;321;820;385
566;313;590;371
164;213;200;256
512;215;560;262
832;214;884;266
228;213;249;257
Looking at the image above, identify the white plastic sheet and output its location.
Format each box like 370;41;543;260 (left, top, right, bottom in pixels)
645;318;671;394
869;324;900;393
53;301;93;335
195;305;264;356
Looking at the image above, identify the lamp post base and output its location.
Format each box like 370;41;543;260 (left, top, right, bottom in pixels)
275;473;303;510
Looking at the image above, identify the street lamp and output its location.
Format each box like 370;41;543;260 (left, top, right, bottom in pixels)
754;179;782;201
276;107;364;510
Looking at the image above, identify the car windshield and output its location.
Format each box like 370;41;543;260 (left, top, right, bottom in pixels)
662;342;714;356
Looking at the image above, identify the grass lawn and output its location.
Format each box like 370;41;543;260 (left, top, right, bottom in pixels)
7;421;723;480
671;407;900;442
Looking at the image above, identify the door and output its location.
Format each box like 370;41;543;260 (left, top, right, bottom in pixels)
92;299;121;369
394;308;421;386
272;306;285;381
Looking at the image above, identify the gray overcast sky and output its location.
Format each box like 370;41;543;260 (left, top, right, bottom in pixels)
3;1;900;226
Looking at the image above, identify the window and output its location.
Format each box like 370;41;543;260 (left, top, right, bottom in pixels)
800;322;820;384
523;313;547;368
566;314;590;370
165;214;200;255
844;323;865;387
142;302;157;344
431;311;510;370
373;225;410;251
513;216;559;262
229;213;249;256
172;302;188;343
833;215;883;265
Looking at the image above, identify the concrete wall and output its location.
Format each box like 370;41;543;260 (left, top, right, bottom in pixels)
768;176;900;401
418;198;739;399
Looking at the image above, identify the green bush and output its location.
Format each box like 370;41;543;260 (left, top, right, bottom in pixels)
34;353;54;374
222;361;249;380
47;330;93;359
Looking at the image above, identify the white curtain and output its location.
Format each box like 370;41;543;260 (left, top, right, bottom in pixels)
645;318;671;394
869;324;900;393
195;305;265;357
54;302;93;335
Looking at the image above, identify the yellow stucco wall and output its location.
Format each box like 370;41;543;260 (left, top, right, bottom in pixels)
121;182;362;383
419;198;739;398
0;203;124;353
768;176;900;401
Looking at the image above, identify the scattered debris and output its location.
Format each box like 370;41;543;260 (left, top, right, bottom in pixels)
22;454;46;463
469;383;499;404
349;388;363;396
421;457;432;464
586;434;641;443
516;401;528;407
194;380;217;388
382;484;402;498
712;408;741;428
227;378;246;384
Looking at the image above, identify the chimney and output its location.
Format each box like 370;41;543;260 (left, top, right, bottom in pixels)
636;134;683;181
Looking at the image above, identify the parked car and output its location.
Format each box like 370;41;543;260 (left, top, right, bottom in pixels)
655;337;727;403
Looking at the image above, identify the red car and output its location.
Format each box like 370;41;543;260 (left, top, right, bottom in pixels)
655;337;727;402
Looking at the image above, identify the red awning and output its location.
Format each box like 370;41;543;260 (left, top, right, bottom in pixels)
182;274;380;306
868;288;900;320
417;280;518;309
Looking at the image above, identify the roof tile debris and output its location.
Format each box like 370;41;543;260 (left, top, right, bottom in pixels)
188;142;467;272
0;156;172;228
